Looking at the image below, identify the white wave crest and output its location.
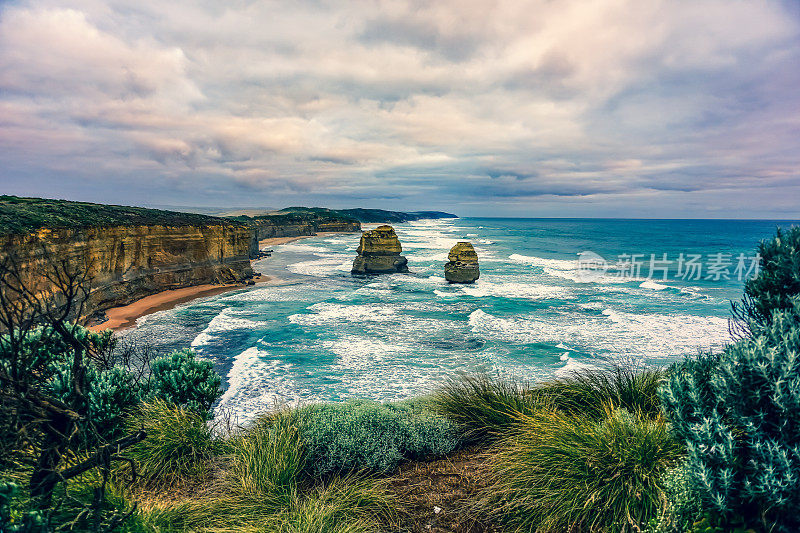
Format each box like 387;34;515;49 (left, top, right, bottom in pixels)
287;256;352;277
288;302;397;325
459;280;573;300
468;308;729;361
191;308;268;348
215;346;297;426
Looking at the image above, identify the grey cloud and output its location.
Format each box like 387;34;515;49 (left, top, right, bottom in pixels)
0;0;799;217
359;16;481;62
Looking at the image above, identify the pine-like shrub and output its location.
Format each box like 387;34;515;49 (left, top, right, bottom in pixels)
147;349;221;418
734;225;800;332
659;301;800;532
290;398;459;478
1;325;143;446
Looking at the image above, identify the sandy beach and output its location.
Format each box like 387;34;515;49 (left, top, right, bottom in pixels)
88;283;243;333
92;231;359;332
258;232;349;247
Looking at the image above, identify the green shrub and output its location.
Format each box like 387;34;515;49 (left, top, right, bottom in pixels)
1;325;142;445
486;407;682;532
736;226;800;329
49;363;142;440
147;349;221;418
292;399;459;478
125;400;218;488
533;366;667;421
133;415;393;532
659;301;800;532
432;374;537;441
645;460;703;533
0;481;47;532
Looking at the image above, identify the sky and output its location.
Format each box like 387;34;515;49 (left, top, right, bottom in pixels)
0;0;799;218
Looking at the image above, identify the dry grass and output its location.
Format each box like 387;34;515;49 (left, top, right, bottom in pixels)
385;446;501;533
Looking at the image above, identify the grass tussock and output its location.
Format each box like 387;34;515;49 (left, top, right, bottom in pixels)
231;409;305;501
124;406;395;532
483;407;682;532
125;400;219;489
532;366;667;420
432;374;538;442
271;475;395;533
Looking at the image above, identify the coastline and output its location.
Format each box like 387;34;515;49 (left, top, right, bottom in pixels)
258;231;349;247
87;283;244;333
93;231;360;333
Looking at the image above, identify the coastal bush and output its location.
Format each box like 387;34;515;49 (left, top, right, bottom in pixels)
485;407;681;532
432;374;537;442
146;348;222;418
0;481;46;532
124;400;218;488
290;398;459;477
644;460;703;533
130;414;392;532
533;365;667;420
733;225;800;334
659;301;800;532
1;325;142;445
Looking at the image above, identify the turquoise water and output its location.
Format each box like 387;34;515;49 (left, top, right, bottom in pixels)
121;218;797;423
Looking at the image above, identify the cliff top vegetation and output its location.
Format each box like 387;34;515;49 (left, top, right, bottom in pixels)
0;196;245;235
276;206;457;223
234;206;457;225
230;208;359;227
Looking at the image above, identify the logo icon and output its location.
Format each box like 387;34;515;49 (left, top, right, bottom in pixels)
576;251;608;282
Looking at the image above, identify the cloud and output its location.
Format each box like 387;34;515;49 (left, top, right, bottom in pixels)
0;0;798;217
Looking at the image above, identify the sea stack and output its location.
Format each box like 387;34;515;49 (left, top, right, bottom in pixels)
351;225;409;275
445;242;480;283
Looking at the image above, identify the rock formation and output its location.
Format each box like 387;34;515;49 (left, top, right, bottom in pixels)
444;242;480;283
351;225;409;274
1;224;255;322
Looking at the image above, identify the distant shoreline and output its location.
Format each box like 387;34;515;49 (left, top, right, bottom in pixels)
92;231;359;333
258;231;349;247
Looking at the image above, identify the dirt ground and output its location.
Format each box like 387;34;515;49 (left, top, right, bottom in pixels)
385;446;501;533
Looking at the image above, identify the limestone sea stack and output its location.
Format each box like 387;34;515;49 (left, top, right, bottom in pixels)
351;225;409;274
444;242;480;283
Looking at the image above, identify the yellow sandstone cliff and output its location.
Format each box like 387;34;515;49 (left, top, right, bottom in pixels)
1;224;254;322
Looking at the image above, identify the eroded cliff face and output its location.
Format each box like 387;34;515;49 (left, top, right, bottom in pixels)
1;224;254;321
250;219;360;240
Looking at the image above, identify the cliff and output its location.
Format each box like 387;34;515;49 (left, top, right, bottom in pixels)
0;196;255;322
235;213;361;241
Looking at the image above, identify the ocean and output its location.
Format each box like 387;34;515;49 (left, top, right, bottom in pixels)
119;218;797;424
